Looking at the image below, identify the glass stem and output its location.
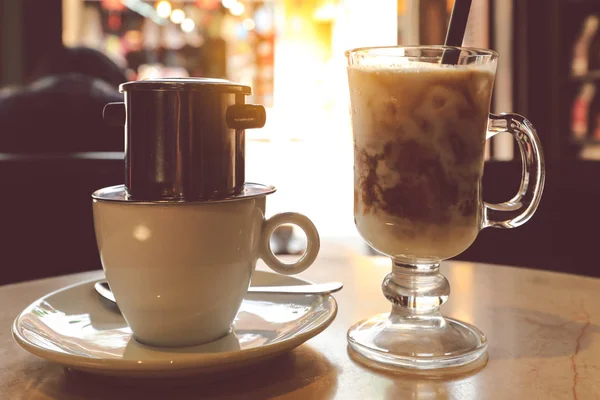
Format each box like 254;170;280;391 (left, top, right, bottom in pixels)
383;260;450;327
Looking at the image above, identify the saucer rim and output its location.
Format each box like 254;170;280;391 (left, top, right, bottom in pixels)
91;183;276;204
12;274;338;374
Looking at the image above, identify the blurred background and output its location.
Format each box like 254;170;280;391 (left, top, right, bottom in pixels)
0;0;597;283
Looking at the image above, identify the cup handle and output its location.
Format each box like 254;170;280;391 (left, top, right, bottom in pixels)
482;113;546;229
259;213;320;275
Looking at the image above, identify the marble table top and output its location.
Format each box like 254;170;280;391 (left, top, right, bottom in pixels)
2;241;599;399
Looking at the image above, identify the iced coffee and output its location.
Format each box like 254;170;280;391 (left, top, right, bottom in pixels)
349;63;495;261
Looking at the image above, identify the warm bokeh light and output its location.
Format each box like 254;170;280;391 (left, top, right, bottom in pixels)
242;18;255;31
230;2;245;17
155;1;172;19
170;9;185;24
221;0;236;9
313;2;336;21
181;18;195;33
255;0;398;237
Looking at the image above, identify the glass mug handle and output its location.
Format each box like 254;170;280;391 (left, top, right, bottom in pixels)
482;113;546;229
259;213;320;275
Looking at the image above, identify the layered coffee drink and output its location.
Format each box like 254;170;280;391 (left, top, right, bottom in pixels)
349;63;495;261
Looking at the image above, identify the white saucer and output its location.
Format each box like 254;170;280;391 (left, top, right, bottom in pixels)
13;270;338;378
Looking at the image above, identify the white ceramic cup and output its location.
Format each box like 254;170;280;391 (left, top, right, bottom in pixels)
93;189;320;347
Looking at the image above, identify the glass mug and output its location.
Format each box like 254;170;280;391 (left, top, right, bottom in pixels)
346;46;544;371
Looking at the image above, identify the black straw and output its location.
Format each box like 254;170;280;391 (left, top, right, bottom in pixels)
442;0;472;64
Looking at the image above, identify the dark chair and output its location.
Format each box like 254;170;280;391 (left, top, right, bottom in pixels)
457;160;598;277
0;152;123;285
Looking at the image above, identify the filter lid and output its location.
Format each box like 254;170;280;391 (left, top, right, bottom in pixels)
119;78;252;94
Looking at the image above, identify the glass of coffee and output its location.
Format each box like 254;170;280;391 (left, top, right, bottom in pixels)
346;46;545;371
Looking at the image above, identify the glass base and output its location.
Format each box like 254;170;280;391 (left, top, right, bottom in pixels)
347;312;487;372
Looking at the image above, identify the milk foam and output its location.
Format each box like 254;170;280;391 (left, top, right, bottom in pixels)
348;60;497;74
